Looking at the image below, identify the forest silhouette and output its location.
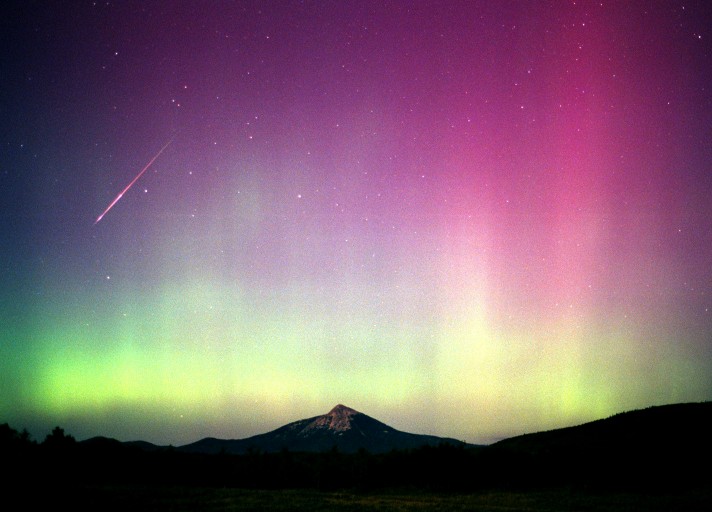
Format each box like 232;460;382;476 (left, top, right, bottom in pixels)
3;402;711;495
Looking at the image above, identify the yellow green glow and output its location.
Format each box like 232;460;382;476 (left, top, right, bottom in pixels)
9;274;711;445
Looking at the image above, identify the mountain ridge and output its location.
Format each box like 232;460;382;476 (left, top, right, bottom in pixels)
178;403;471;454
6;401;711;495
72;400;712;458
490;400;712;453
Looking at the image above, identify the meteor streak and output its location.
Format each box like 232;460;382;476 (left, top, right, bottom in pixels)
94;139;173;224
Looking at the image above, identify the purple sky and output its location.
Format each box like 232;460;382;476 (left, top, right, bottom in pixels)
1;1;711;445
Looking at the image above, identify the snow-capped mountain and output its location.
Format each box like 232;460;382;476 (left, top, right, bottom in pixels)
179;404;468;454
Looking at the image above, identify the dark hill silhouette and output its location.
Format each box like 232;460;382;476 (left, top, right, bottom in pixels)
491;401;712;453
484;401;712;489
123;439;164;452
3;402;712;494
179;404;471;454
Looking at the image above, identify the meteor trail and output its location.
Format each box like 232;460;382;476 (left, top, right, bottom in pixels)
94;139;173;225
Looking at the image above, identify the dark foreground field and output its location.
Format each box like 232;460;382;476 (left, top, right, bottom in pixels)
35;486;712;512
4;404;712;510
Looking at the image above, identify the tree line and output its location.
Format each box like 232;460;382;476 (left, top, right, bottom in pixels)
1;421;708;493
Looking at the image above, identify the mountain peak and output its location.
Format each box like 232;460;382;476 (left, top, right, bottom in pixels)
180;403;470;454
328;404;357;416
306;404;358;432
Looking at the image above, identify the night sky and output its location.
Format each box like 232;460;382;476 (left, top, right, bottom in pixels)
2;1;711;446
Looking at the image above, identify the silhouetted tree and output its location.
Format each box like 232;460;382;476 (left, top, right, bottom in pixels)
0;423;20;444
1;422;36;460
43;426;76;448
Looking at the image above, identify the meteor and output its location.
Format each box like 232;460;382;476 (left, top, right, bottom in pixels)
94;139;173;225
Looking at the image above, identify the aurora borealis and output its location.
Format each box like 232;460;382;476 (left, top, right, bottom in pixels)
2;1;711;446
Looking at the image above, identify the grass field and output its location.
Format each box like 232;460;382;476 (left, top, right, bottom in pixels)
39;486;712;512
